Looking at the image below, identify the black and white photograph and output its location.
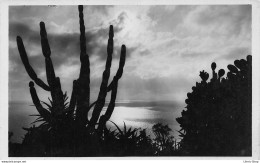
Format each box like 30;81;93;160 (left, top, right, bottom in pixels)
1;0;260;159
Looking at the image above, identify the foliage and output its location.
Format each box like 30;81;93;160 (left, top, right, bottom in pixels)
176;55;252;156
9;122;182;156
152;123;179;155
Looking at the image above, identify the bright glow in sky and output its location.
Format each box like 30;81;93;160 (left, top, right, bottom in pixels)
9;5;251;105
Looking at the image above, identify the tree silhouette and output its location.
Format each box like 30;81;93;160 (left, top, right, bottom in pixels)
176;55;252;156
152;123;175;155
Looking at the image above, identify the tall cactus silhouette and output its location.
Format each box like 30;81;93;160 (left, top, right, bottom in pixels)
16;5;126;141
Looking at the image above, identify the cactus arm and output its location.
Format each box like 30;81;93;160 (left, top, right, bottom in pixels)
16;36;50;91
107;45;126;92
62;80;78;116
52;77;65;113
29;81;51;122
105;45;126;117
40;22;56;88
75;5;91;125
39;22;64;114
98;82;118;130
88;25;114;127
88;101;97;110
40;22;51;58
68;80;78;110
98;45;126;130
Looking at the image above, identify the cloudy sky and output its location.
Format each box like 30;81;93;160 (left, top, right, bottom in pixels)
9;5;251;106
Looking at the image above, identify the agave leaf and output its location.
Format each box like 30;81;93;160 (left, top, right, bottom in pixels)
109;129;119;137
125;131;131;138
31;116;44;124
123;121;127;134
131;128;138;134
22;127;31;131
114;133;119;137
41;101;52;109
34;116;43;121
88;101;97;111
48;97;53;106
64;102;69;107
112;128;117;132
130;129;138;138
39;121;48;128
127;127;132;134
37;107;51;121
109;120;123;136
63;91;67;99
64;96;68;102
31;118;45;124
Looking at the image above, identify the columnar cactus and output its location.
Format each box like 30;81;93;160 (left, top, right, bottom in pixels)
16;5;126;135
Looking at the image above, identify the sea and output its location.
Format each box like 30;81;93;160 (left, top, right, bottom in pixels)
9;101;183;143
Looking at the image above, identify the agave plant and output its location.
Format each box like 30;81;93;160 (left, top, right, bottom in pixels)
110;121;139;140
109;121;140;155
29;91;71;131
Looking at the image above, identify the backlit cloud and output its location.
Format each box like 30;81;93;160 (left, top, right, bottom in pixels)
9;5;251;107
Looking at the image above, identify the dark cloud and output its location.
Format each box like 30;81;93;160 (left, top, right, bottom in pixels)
9;10;136;102
9;46;45;74
9;6;137;93
9;16;135;72
9;45;48;98
9;22;40;45
9;22;36;40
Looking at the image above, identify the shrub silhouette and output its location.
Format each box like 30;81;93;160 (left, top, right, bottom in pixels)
16;5;126;156
135;128;154;156
176;55;252;156
152;123;179;156
101;121;154;156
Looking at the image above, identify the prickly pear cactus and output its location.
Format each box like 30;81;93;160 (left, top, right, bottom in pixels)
176;55;252;156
